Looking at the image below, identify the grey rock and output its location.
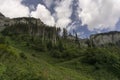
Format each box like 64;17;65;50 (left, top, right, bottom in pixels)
90;31;120;46
0;13;44;32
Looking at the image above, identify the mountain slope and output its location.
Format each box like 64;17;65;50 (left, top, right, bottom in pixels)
1;34;120;80
0;13;120;80
0;36;94;80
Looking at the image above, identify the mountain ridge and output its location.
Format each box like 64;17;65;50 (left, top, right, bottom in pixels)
0;12;120;47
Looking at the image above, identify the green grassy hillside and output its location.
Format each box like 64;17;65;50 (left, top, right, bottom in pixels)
0;33;120;80
0;21;120;80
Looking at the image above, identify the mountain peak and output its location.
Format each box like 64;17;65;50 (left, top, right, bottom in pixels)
0;12;5;18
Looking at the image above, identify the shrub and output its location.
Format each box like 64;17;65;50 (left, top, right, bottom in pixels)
81;48;108;65
51;50;62;58
0;63;6;76
47;41;53;50
20;52;27;59
0;44;21;58
51;48;81;59
81;48;120;68
30;44;47;52
63;48;80;59
0;36;6;44
57;40;64;52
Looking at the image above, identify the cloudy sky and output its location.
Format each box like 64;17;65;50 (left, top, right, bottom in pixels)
0;0;120;38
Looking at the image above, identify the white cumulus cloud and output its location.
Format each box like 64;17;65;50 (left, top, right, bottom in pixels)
54;0;73;28
31;4;55;26
78;0;120;31
0;0;29;18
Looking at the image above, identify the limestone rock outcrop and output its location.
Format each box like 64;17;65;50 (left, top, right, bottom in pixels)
90;31;120;46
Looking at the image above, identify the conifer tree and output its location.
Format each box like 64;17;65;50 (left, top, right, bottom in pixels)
63;28;67;39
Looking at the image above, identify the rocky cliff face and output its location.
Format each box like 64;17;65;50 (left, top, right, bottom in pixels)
0;12;60;42
11;17;44;26
90;31;120;46
79;32;120;47
0;13;44;32
0;13;10;31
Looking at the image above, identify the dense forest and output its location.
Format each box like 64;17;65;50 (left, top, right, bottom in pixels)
0;18;120;80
